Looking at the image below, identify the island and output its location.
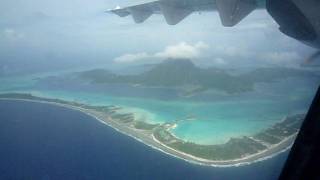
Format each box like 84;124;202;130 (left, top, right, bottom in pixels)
37;59;318;97
0;93;304;166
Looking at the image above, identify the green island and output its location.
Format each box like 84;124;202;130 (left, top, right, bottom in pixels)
0;93;304;166
74;59;316;95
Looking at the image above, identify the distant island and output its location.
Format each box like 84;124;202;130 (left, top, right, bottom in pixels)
74;59;316;95
0;93;304;166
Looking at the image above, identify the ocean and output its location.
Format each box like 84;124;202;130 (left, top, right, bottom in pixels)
0;100;289;180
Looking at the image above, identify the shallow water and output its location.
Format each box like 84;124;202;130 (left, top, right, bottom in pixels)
0;74;317;144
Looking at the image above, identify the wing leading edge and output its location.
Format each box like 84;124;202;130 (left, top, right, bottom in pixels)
107;0;263;26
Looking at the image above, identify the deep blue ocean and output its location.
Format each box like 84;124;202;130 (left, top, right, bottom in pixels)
0;100;289;180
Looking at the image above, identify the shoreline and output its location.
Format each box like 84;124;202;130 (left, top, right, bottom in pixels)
0;98;295;167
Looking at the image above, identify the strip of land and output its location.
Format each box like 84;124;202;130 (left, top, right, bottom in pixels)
0;93;304;167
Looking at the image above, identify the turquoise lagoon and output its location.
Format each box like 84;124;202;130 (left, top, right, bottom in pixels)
0;73;317;145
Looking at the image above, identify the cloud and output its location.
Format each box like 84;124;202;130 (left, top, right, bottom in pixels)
212;45;253;58
213;57;227;65
237;22;269;30
2;28;24;40
113;53;149;63
114;41;209;63
241;51;306;67
113;41;304;67
154;42;209;59
260;51;301;63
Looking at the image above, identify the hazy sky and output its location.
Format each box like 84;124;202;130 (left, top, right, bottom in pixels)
0;0;317;75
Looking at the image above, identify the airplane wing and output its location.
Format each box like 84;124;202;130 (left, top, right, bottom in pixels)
107;0;320;49
107;0;264;26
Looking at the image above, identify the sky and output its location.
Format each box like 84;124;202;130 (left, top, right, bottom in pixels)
0;0;318;76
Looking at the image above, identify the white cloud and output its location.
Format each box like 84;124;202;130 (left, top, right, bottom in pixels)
113;52;149;63
155;42;209;59
114;41;209;63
